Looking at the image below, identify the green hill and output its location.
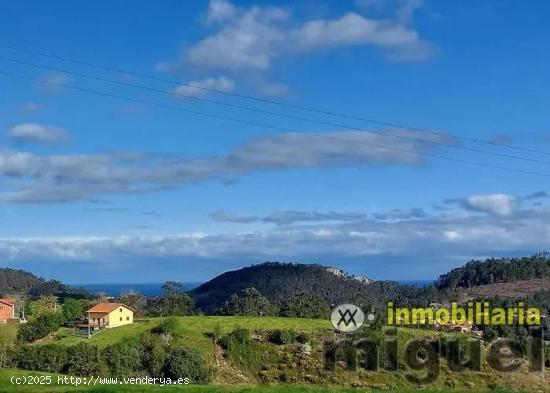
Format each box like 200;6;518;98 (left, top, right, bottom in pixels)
190;262;440;314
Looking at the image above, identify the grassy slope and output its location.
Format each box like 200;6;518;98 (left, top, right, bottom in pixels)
46;316;331;348
3;317;549;392
0;323;17;345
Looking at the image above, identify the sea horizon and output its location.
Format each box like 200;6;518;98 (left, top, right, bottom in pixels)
74;282;202;297
74;279;432;297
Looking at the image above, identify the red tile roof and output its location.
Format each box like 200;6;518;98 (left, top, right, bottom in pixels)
0;299;15;306
87;302;133;313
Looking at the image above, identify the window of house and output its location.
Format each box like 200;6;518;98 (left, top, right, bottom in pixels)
120;308;123;312
120;317;122;321
126;316;129;321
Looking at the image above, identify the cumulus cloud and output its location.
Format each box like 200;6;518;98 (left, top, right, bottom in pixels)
173;0;432;73
7;123;69;146
170;76;235;98
0;129;450;203
449;194;516;216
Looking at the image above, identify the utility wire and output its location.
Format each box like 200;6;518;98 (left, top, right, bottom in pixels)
1;42;549;157
1;69;549;178
2;54;550;167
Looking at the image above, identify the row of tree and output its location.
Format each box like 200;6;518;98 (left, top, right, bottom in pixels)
218;287;331;318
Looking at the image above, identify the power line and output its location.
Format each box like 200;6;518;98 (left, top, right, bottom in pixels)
1;69;549;178
3;54;550;168
1;42;549;157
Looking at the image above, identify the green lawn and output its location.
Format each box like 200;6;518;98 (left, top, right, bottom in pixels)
0;323;18;345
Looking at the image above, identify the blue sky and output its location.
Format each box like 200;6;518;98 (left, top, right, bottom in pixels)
0;0;549;284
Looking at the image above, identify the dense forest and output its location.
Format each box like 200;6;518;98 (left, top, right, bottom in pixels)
0;268;87;299
435;253;550;289
190;262;437;313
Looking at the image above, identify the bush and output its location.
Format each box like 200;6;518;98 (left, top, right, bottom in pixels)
13;344;67;373
218;327;251;350
268;329;296;345
151;318;179;336
65;343;105;376
141;331;168;377
103;338;145;377
295;332;309;344
17;313;62;343
218;327;266;375
164;347;210;384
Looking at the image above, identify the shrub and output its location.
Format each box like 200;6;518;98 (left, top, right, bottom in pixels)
141;331;168;377
218;327;267;375
295;332;309;344
13;344;67;373
65;343;105;376
164;347;210;384
151;318;179;336
17;312;62;343
103;338;145;377
268;329;296;345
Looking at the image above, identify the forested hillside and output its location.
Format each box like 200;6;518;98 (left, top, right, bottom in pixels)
435;254;550;289
0;268;87;298
190;262;435;313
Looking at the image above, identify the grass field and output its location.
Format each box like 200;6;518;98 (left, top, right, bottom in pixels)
1;317;548;392
42;316;331;351
0;323;17;345
0;369;536;393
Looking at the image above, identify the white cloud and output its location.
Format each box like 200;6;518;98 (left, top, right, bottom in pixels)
7;123;69;145
1;199;549;263
182;0;431;72
450;193;516;216
207;0;237;24
210;210;258;223
171;76;235;98
0;129;450;203
211;210;367;225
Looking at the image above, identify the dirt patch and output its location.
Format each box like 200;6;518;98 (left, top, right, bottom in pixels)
462;277;550;299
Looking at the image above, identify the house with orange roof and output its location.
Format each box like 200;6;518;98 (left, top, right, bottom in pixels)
86;302;134;328
0;299;16;322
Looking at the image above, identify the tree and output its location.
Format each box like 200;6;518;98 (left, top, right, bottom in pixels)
29;296;59;317
61;298;84;323
149;281;194;317
219;287;278;316
17;312;62;343
280;292;330;318
119;293;147;318
161;281;184;295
